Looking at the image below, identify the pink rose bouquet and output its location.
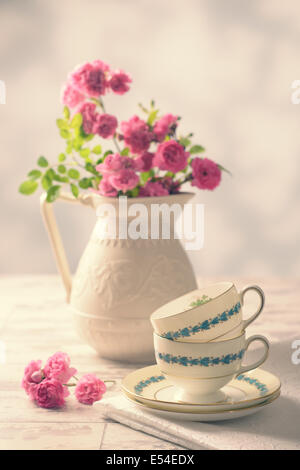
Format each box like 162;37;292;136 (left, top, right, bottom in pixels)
21;352;108;409
19;60;229;201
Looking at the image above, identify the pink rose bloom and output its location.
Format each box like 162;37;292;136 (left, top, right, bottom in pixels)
109;169;139;193
75;374;106;405
93;113;118;139
76;102;97;134
121;116;152;154
109;70;132;95
21;360;43;400
191;158;221;190
96;153;137;175
61;83;85;108
96;178;118;197
70;60;110;97
44;352;77;385
35;379;66;409
153;114;178;142
153;140;188;173
139;181;169;197
133;151;154;172
96;153;126;174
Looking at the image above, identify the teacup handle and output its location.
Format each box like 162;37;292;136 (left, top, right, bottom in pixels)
237;335;269;375
240;285;265;329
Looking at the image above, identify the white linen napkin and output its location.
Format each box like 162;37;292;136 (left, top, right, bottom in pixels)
100;391;300;450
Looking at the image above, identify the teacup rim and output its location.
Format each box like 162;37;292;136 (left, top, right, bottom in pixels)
153;329;246;346
151;281;235;322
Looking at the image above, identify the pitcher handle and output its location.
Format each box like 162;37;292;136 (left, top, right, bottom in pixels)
40;192;80;302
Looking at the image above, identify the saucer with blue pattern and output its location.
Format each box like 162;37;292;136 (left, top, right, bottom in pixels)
121;365;280;414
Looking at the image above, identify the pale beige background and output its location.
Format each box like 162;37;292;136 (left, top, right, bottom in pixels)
0;0;299;277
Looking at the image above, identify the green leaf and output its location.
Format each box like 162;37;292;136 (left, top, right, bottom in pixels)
37;156;48;168
179;137;191;148
79;177;92;189
85;162;98;175
218;164;232;176
58;153;66;162
46;185;60;203
66;141;73;154
56;119;69;130
71;113;83;129
27;170;42;180
140;171;151;184
41;174;52;190
53;174;69;183
60;129;70;139
103;150;113;158
73;137;84;150
92;145;102;155
46;168;56;179
70;183;79;198
189;145;205;154
147;109;159;126
79;148;90;158
19;180;38;195
84;133;94;142
68;168;80;179
138;103;149;113
41;168;55;190
63;106;70;120
129;187;139;198
58;164;66;174
120;147;130;156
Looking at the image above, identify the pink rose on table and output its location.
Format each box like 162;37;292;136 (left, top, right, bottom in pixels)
44;351;77;385
153;114;178;142
93;114;118;139
139;181;169;197
21;360;43;399
109;70;132;95
61;84;85;108
35;378;66;409
70;60;110;97
109;168;139;193
191;158;221;190
153;140;188;173
95;178;118;197
77;102;97;134
133;151;154;172
75;374;106;405
121;116;152;154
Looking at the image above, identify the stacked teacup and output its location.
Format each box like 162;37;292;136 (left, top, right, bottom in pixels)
150;282;269;404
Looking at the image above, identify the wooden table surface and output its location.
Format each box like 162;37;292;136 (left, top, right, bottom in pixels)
0;275;299;450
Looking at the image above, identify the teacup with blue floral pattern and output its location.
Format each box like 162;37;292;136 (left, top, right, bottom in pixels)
151;282;265;343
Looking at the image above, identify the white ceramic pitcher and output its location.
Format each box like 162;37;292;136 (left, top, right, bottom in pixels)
40;191;198;363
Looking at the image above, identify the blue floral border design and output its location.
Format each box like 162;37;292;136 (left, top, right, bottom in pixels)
161;301;241;341
157;349;245;367
236;374;269;396
134;375;166;395
133;371;269;398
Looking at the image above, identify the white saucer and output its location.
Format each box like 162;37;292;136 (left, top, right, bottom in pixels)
121;365;281;414
124;391;280;421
